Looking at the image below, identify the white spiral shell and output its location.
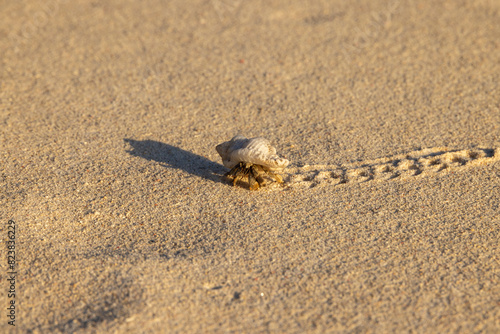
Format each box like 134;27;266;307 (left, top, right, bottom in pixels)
216;135;290;171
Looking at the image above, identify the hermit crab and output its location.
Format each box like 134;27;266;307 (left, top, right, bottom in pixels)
216;135;289;190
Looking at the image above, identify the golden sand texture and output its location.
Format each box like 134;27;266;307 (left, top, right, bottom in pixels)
1;0;499;332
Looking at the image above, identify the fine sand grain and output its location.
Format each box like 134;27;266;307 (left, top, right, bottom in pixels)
1;0;499;333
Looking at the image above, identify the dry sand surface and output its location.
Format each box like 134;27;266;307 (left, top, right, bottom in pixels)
1;0;500;332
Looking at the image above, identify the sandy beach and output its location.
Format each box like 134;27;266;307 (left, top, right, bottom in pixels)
1;0;499;332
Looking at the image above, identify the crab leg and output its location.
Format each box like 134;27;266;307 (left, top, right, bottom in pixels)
248;173;259;190
233;174;244;187
265;169;284;184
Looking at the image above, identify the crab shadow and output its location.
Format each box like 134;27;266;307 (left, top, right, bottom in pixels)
124;139;227;183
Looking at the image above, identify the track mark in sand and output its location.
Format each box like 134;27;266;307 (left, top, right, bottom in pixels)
285;147;499;189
